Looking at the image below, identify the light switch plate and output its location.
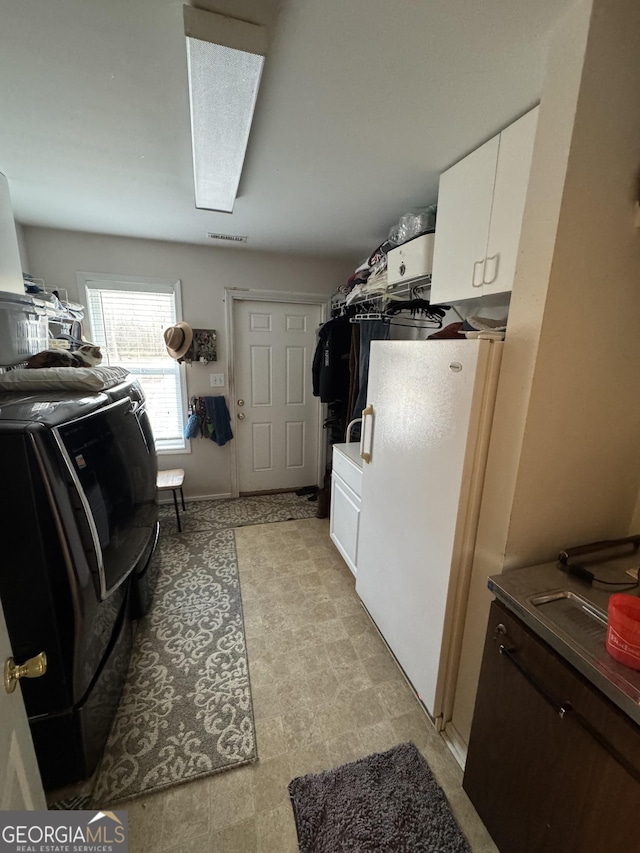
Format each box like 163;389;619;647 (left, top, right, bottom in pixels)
210;373;225;387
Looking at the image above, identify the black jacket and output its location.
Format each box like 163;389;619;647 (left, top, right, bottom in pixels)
312;317;352;403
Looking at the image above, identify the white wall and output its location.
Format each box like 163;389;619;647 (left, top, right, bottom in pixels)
451;0;640;746
0;173;24;294
504;0;640;560
24;226;351;498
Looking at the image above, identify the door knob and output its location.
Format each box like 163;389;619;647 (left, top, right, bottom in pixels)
237;412;245;420
237;399;245;407
4;652;47;694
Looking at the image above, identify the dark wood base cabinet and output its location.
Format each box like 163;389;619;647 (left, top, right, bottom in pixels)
463;600;640;853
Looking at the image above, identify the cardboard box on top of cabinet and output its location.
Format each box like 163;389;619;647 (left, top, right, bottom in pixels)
387;233;435;286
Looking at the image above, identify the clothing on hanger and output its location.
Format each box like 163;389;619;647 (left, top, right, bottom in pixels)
347;322;360;427
312;316;352;403
351;319;390;422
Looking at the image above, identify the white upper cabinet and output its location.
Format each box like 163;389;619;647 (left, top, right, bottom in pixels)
430;106;539;305
0;173;24;295
483;107;538;297
430;136;499;304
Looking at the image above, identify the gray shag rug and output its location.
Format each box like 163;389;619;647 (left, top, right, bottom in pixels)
92;526;256;804
288;742;472;853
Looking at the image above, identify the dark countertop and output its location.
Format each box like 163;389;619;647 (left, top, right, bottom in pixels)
488;557;640;726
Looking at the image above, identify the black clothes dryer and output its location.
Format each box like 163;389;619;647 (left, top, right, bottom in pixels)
0;378;158;788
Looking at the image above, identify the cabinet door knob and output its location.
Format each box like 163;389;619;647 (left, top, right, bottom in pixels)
493;623;507;641
4;652;47;694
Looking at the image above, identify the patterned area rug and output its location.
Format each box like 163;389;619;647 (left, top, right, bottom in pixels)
158;491;319;536
289;742;472;852
48;494;317;809
92;526;256;804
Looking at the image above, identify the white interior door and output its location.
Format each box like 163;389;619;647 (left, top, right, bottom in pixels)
234;299;322;493
0;600;46;809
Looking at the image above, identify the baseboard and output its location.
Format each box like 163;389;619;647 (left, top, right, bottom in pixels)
442;721;468;770
157;493;232;505
240;487;305;496
358;600;440;731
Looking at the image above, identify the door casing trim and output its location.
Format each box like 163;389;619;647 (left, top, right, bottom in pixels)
225;288;328;498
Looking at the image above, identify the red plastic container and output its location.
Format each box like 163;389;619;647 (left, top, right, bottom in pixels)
606;593;640;670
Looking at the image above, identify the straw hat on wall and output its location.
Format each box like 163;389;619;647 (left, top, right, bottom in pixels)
164;322;193;359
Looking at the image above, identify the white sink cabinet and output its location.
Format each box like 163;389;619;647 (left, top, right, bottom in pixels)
329;442;363;577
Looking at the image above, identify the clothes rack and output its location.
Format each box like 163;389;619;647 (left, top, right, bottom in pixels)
348;313;444;330
331;278;448;329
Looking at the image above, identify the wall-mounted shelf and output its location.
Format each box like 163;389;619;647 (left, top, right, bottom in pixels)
22;280;86;347
331;274;431;311
27;284;85;325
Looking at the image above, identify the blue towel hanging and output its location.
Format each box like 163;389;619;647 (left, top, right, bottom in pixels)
203;395;234;446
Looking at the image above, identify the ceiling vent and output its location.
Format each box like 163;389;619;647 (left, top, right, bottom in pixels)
207;232;248;243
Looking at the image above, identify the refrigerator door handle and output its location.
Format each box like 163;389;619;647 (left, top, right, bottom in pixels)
360;404;374;463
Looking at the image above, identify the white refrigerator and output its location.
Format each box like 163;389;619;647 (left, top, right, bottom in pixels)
355;337;503;722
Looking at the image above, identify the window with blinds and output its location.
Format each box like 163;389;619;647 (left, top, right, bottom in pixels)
84;279;186;452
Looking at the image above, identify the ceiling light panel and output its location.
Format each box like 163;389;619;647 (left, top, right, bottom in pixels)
184;6;265;214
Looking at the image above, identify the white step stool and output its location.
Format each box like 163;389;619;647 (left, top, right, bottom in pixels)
156;468;186;532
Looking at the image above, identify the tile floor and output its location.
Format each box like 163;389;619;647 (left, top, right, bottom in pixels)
117;517;498;852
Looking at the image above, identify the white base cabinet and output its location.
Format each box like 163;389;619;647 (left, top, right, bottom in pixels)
329;443;363;577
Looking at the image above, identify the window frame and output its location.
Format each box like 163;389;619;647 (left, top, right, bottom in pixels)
77;272;190;456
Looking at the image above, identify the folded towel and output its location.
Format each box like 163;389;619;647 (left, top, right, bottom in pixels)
203;395;234;446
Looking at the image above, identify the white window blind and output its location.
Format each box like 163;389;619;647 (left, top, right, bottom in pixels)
84;280;186;452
